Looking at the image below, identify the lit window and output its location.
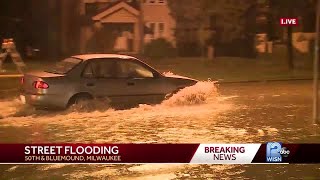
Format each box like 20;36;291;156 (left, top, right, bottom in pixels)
147;0;156;3
145;0;166;4
159;23;165;37
149;23;156;38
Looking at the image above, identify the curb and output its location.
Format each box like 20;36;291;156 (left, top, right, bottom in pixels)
0;74;23;78
216;78;313;84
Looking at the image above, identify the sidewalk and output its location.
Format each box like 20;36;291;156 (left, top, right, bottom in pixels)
216;78;314;84
0;74;23;78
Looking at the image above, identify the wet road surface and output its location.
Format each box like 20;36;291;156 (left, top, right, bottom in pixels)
0;80;319;179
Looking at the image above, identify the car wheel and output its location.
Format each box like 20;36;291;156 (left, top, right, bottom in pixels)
74;97;91;109
68;94;93;111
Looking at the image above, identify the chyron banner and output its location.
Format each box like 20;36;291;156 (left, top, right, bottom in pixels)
0;144;319;164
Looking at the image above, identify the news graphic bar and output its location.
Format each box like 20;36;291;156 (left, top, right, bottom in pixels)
252;143;320;164
0;143;319;164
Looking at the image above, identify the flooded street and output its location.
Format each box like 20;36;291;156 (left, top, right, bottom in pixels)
0;81;320;179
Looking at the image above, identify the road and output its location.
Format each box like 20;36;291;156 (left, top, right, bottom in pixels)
0;81;319;179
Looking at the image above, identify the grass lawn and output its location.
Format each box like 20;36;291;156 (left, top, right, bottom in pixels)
146;56;313;81
142;44;314;81
0;53;314;98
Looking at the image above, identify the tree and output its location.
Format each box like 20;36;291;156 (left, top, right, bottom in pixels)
168;0;256;57
204;0;257;58
167;0;203;56
201;0;255;42
269;0;313;69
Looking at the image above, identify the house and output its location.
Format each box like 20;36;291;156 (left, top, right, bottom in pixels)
76;0;176;54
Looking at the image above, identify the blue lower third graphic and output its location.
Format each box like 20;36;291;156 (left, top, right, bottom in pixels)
266;142;282;163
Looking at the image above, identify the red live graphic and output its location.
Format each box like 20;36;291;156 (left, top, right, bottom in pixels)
280;18;299;26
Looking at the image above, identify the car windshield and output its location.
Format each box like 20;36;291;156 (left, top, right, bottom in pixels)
45;58;82;74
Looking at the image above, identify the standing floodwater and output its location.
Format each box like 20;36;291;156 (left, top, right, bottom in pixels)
0;81;319;179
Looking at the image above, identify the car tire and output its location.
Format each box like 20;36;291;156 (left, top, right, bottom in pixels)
67;93;93;110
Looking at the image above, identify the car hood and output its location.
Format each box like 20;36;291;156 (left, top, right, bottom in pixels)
164;74;198;82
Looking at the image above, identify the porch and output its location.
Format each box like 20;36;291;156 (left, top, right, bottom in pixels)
82;1;142;54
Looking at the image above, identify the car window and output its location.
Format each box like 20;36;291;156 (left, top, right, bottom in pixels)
117;60;154;78
45;58;82;74
82;63;94;78
83;59;118;78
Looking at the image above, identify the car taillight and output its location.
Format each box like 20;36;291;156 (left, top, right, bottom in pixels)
33;81;49;89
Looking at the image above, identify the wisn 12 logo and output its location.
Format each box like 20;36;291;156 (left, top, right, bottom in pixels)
266;142;290;163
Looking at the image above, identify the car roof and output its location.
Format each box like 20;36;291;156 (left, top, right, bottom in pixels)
72;54;137;61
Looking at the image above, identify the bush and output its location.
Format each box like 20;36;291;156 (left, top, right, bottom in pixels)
144;38;177;59
176;42;202;57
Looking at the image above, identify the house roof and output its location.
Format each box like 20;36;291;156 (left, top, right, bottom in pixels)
98;0;140;13
92;0;140;21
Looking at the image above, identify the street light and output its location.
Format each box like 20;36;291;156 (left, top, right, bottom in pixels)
313;0;320;124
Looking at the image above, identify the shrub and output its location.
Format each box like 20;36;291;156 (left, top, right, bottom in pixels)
176;42;202;57
144;38;177;59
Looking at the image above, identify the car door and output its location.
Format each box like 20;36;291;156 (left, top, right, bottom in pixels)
81;59;129;106
116;59;168;105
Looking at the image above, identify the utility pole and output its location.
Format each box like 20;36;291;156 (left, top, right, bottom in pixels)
313;0;320;124
139;0;145;55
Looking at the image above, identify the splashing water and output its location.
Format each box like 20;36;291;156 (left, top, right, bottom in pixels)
162;80;218;106
162;71;175;76
1;80;219;118
0;98;37;118
67;97;113;113
0;79;242;144
65;80;217;113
